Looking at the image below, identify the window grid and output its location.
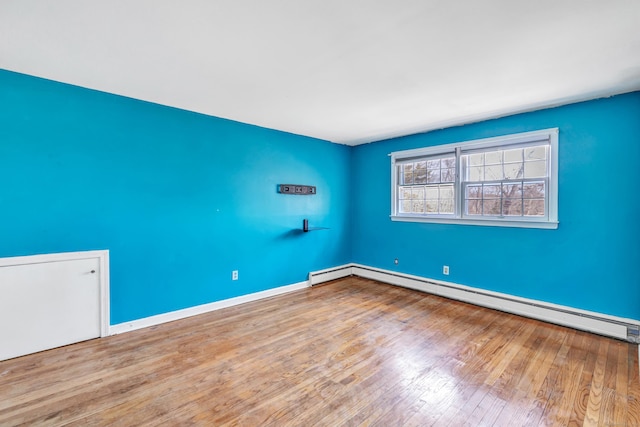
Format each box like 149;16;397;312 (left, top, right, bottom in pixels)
461;145;549;219
398;155;455;215
462;180;547;218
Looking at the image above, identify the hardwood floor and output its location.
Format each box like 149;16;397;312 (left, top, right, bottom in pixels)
0;276;638;426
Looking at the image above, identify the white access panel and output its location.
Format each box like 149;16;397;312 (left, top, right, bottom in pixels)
0;257;101;361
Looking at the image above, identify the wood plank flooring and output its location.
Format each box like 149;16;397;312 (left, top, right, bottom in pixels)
0;276;638;426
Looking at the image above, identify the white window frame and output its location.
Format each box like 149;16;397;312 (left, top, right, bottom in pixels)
390;128;559;229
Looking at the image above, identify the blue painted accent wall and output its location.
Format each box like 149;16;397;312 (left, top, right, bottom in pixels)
351;91;640;320
2;68;638;323
0;70;352;324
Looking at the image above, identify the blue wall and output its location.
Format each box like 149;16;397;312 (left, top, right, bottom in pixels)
2;68;638;323
351;92;640;320
0;70;352;324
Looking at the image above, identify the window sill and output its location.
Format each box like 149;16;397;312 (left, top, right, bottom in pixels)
390;215;559;229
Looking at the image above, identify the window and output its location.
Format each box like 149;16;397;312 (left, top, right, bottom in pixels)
391;128;558;229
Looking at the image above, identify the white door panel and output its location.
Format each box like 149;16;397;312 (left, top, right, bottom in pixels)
0;257;101;361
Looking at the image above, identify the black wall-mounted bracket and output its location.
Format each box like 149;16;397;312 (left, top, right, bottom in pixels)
279;184;316;195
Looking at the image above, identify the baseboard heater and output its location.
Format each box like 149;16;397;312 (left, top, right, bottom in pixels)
309;264;640;343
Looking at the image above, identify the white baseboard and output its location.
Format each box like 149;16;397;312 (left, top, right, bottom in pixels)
308;264;353;285
109;280;309;335
109;263;640;343
308;263;639;342
347;263;639;342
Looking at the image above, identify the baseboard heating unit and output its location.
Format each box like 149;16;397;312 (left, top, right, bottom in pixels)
309;263;640;344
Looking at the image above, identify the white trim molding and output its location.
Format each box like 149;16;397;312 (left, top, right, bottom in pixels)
109;262;639;344
308;264;354;286
390;215;559;229
0;250;110;338
109;280;309;335
97;251;110;337
308;263;640;343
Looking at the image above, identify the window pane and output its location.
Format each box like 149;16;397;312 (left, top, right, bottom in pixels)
483;199;500;215
468;153;484;166
504;148;522;162
502;199;522;216
397;182;458;216
414;161;427;184
504;162;523;179
466;185;481;198
403;164;413;185
485;165;503;180
425;186;438;199
483;185;500;198
412;187;425;200
466;199;482;215
502;183;522;198
439;199;454;214
524;160;547;178
442;157;456;168
485;150;502;164
412;200;425;213
440;184;454;199
427;159;441;169
523;182;545;198
466;166;483;181
524;199;545;216
398;186;411;199
525;146;547;161
427;169;440;183
441;168;455;182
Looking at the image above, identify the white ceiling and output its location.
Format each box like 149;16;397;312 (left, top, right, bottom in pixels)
1;1;639;145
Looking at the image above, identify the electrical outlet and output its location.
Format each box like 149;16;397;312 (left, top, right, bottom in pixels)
443;265;449;275
232;270;238;280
